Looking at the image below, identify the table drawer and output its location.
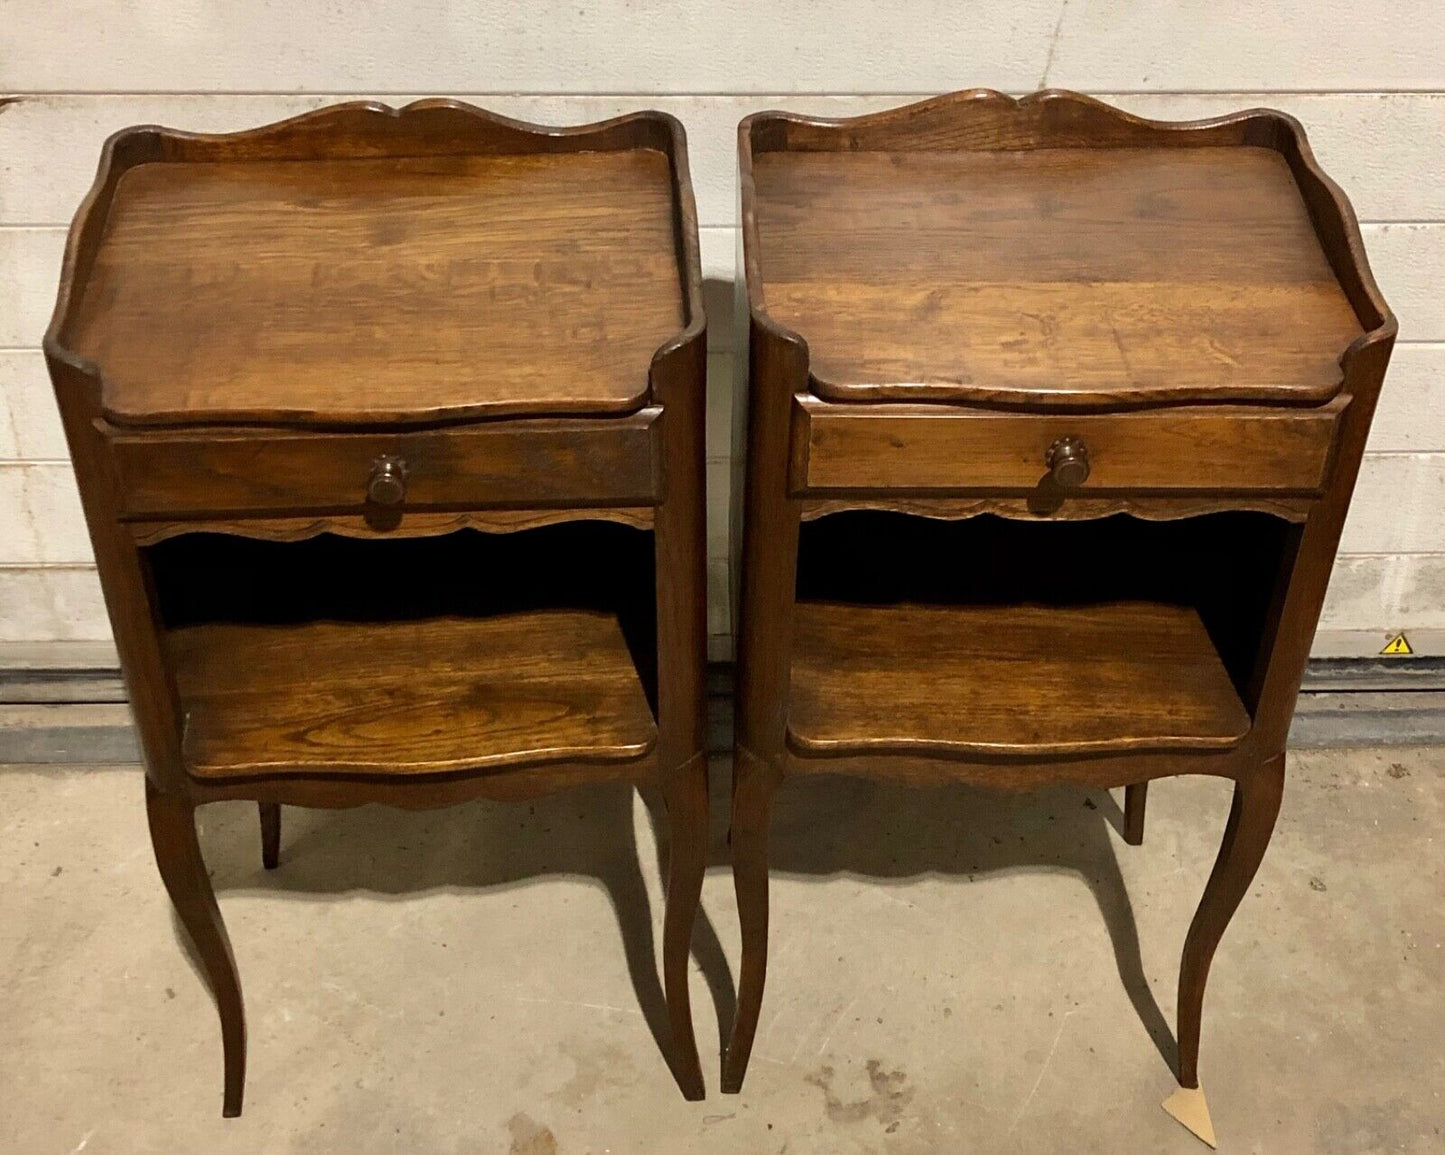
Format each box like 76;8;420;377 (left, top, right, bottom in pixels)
792;396;1346;495
107;408;662;518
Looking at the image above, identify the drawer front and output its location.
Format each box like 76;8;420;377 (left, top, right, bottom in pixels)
108;408;662;517
793;397;1346;495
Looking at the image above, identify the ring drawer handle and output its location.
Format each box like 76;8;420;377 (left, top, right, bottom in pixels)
1046;437;1090;488
367;455;409;506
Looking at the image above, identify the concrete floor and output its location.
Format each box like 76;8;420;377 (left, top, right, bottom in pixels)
1;749;1441;1154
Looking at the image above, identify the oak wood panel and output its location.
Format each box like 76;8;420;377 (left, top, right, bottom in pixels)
169;612;657;779
188;755;663;808
793;396;1345;495
787;601;1252;758
106;410;661;517
128;507;654;546
65;150;681;426
779;747;1248;791
751;147;1364;409
798;495;1316;523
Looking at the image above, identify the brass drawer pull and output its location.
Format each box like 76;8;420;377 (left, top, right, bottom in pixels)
1046;437;1090;488
366;455;408;505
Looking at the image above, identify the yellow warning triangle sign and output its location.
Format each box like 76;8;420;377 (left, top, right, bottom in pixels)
1380;633;1413;656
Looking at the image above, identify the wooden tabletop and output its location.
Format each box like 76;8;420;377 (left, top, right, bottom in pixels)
750;146;1364;409
69;149;685;426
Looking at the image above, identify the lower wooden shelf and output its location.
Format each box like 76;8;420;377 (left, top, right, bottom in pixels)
167;611;657;779
787;601;1251;759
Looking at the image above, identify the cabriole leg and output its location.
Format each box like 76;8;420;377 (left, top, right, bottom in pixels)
721;749;780;1094
659;762;708;1100
145;778;247;1116
1176;757;1285;1088
259;803;281;870
1124;782;1148;846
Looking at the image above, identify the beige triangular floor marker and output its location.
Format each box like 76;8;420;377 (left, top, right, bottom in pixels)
1162;1085;1217;1148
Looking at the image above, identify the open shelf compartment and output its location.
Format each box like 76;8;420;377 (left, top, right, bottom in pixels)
789;512;1295;759
145;521;658;780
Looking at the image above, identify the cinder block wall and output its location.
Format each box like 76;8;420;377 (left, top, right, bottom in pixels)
2;3;1441;659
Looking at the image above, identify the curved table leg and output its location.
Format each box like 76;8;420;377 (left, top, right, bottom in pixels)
1124;782;1148;846
722;748;780;1094
259;803;281;871
1176;756;1285;1088
660;762;707;1100
145;778;247;1117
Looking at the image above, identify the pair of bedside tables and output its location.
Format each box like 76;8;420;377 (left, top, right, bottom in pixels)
45;92;1393;1122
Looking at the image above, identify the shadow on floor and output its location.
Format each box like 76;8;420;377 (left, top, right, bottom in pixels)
762;773;1181;1074
173;765;1194;1091
180;777;730;1097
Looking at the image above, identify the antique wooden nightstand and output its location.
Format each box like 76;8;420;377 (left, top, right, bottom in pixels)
726;91;1395;1118
43;102;709;1114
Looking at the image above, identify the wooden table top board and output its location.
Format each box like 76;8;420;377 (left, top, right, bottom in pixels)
751;144;1364;409
67;148;685;426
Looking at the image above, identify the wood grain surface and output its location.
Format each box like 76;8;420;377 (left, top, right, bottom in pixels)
752;147;1363;408
128;507;655;546
70;151;682;425
168;612;658;779
787;600;1252;757
796;495;1316;522
106;408;662;517
793;395;1345;494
